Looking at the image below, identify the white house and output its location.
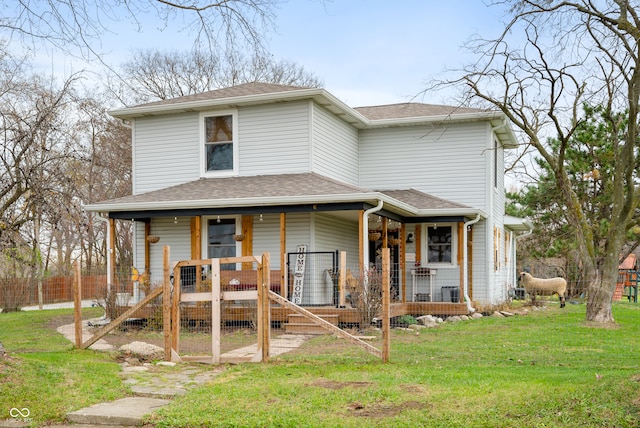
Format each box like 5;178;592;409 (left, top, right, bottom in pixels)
85;82;531;315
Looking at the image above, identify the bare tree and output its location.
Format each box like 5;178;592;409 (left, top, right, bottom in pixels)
444;1;640;323
111;49;323;104
2;0;277;61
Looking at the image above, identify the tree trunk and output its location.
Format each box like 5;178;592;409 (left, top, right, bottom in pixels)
585;260;617;323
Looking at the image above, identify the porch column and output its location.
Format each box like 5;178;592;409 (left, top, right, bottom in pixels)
280;213;286;298
415;224;422;266
144;220;151;274
109;218;116;285
400;223;406;303
457;222;464;303
241;215;253;270
190;216;202;290
190;216;201;260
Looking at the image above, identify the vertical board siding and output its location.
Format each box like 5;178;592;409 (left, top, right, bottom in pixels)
238;102;311;175
359;122;488;209
133;113;200;194
312;104;359;185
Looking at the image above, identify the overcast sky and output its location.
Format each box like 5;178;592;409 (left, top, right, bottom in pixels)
10;0;511;108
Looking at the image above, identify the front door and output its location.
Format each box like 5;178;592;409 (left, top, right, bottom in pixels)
207;218;236;270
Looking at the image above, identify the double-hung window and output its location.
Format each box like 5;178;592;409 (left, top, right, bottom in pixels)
202;111;237;175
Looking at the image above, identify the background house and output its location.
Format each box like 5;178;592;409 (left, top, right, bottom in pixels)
85;82;530;313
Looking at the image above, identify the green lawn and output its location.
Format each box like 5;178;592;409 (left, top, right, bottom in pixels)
1;303;639;427
0;308;128;426
152;303;640;428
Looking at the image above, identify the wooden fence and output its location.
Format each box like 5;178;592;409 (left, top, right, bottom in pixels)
0;275;107;309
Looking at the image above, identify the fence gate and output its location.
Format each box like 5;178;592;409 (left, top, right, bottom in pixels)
170;254;270;364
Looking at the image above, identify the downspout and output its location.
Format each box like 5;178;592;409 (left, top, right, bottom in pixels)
363;200;384;270
94;213;112;293
463;214;481;313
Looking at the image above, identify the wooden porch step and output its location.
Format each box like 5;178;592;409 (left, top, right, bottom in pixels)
284;314;339;335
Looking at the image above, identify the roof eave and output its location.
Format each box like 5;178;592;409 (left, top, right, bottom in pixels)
83;192;416;214
108;88;371;127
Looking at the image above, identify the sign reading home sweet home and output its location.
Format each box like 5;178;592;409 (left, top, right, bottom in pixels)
292;245;307;305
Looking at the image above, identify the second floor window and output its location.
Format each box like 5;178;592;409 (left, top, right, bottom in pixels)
204;114;233;172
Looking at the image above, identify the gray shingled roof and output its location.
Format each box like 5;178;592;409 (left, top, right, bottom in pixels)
379;189;469;210
354;103;488;121
117;82;490;122
132;82;311;109
93;173;367;206
87;173;474;217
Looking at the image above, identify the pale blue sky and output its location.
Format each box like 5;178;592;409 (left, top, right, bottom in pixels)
11;0;511;107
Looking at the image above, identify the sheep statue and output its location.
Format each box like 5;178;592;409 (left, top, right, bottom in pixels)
519;272;567;308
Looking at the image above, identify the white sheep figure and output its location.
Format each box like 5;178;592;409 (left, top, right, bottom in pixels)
519;272;567;308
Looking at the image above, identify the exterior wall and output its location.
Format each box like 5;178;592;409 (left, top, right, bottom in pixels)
135;216;192;284
238;101;312;176
313;213;359;267
358;121;488;209
132;113;200;194
131;101;313;195
252;213;312;271
311;103;359;185
470;221;489;304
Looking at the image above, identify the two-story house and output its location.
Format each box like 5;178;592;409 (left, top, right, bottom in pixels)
85;82;531;315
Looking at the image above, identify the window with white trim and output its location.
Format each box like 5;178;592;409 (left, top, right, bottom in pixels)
425;224;457;266
202;112;237;175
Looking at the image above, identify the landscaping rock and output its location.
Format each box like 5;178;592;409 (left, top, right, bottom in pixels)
416;315;437;325
446;316;462;323
492;311;505;318
460;315;470;321
471;312;483;319
500;311;514;317
120;341;164;359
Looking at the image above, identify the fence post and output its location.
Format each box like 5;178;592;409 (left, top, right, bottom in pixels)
163;245;171;361
382;248;391;363
262;252;271;363
339;251;347;307
73;261;83;348
211;258;221;364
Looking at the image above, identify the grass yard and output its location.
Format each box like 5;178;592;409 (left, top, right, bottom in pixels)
0;303;639;427
0;307;128;426
151;303;640;428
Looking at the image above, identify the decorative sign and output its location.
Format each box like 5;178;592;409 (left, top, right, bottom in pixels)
292;245;307;305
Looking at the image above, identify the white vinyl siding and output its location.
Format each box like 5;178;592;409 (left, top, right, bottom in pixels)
314;213;360;267
359;122;488;209
470;221;488;302
311;103;359;185
251;213;312;271
137;216;192;284
238;101;311;175
133;113;200;194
